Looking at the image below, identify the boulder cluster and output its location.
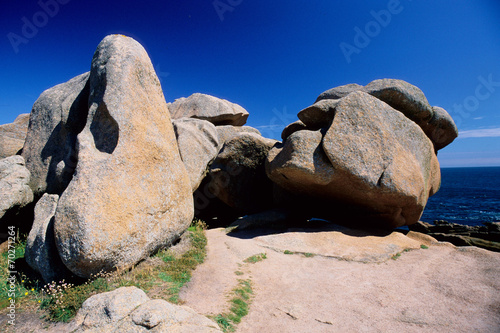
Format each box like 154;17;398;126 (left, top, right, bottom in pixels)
0;35;458;283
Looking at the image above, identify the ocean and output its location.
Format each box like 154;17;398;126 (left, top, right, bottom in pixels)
420;167;500;226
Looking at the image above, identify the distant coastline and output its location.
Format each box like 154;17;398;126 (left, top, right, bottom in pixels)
440;166;500;169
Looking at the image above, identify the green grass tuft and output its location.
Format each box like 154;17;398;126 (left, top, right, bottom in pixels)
214;314;234;332
243;253;267;264
391;253;402;260
214;279;253;332
0;235;37;309
0;219;208;324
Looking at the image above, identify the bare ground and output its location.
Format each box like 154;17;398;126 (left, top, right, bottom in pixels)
180;225;500;333
2;224;499;332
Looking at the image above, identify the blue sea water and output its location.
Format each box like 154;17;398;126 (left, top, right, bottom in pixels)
420;167;500;226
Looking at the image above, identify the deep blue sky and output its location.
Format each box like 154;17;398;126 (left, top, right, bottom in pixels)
1;0;499;167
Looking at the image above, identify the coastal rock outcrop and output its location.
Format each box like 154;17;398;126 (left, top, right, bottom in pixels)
54;35;193;278
173;118;219;192
268;91;441;228
410;220;500;252
0;113;29;158
71;286;221;332
169;93;249;126
22;72;90;197
321;91;440;227
0;155;34;221
1;32;461;289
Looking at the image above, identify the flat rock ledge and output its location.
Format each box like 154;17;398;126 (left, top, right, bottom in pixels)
180;225;500;333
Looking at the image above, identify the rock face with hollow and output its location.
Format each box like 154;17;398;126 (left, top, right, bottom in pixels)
53;35;194;278
207;133;277;214
0;113;30;158
22;72;90;197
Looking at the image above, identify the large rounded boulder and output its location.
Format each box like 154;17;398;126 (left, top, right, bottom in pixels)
268;91;441;228
169;93;249;126
54;35;193;278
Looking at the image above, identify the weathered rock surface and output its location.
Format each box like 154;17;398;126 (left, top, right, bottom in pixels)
315;83;364;101
173;118;219;192
428;106;460;150
254;226;430;263
0;113;29;158
22;72;90;197
297;99;338;128
195;126;265;224
72;287;150;330
215;125;261;150
169;93;249;126
268;91;441;228
280;120;308;141
267;130;335;190
25;194;72;283
317;79;434;124
207;133;277;214
364;78;435;125
71;286;221;332
315;79;458;150
322;91;440;227
0;155;33;220
54;35;193;278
